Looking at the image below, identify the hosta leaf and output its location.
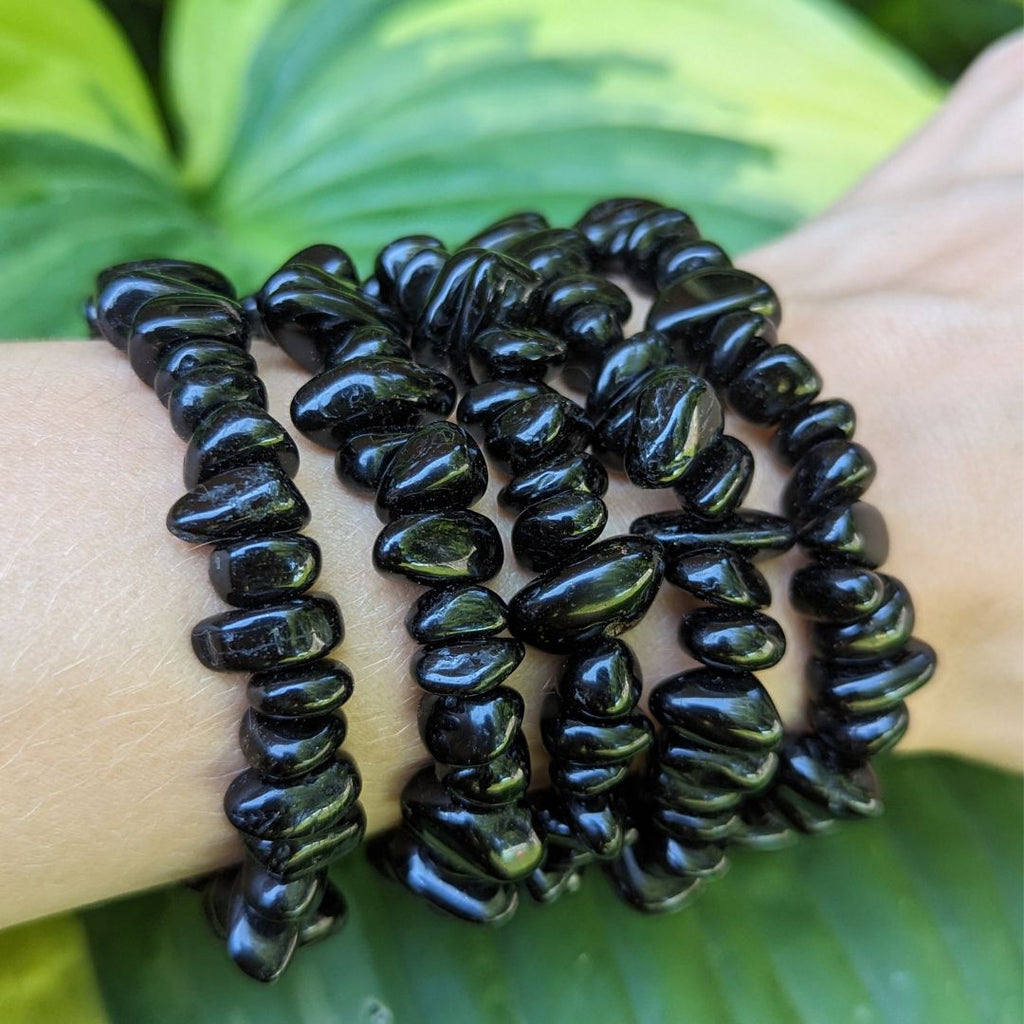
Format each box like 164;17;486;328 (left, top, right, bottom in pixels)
79;755;1022;1023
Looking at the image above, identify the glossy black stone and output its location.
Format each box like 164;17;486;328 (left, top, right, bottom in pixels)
622;206;700;284
731;799;797;851
672;435;754;519
437;734;530;807
191;594;343;671
239;708;347;778
511;491;608;571
323;325;411;368
224;756;360;838
665;549;770;609
484;392;592;474
771;784;840;836
811;576;913;662
241;860;325;921
541;704;653;764
654;238;731;293
497;452;609;511
183;402;299;489
401;766;543;881
650;766;744;813
539;272;632;328
726;344;821;425
624;368;723;488
247;659;354;719
462;211;549;251
469;327;567;382
774;398;856;465
650;801;740;845
406;584;508;644
296;881;348;947
558;639;642;719
702;310;776;385
789;564;886;623
456;379;550;434
334;428;415;491
225;894;298;983
811;701;910;760
784;439;877;522
575;197;665;267
508;537;664;654
559;302;625;362
633;827;728;880
291;358;457;449
285;243;358;282
167;463;310;544
554;762;631;800
505;227;596;283
809;637;937;713
679;607;786;672
655;737;778;792
631;508;795;562
374;422;487;522
373;510;503;584
586;330;674;415
413;638;525;696
777;737;882;820
798;501;890;568
418;687;524;766
649;668;783;750
561;793;627;859
605;842;704;914
525;853;584;905
154;339;258;405
373;235;448;320
209;535;321;607
242;804;366;880
168;366;268;441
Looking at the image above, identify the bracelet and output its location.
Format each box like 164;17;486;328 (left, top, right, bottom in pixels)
86;259;365;982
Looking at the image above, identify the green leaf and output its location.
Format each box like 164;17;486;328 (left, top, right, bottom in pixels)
79;756;1022;1023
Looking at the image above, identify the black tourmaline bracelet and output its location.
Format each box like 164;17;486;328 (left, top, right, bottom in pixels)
86;259;366;981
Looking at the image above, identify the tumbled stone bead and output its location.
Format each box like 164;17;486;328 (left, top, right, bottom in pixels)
654;240;731;294
665;549;770;609
592;386;643;467
183;402;299;489
406;584;508;644
323;325;411;368
225;893;299;983
530;787;627;859
778;737;882;819
373;235;448;320
419;687;524;765
469;327;567;382
771;784;840;835
784;439;877;522
191;594;343;671
509;537;664;654
559;302;625;362
167;463;310;544
437;733;530;807
656;737;779;791
798;501;890;568
553;761;629;800
789;564;886;623
462;211;549;251
650;801;740;844
413;637;525;696
372;829;518;925
128;293;248;386
811;701;910;761
730;798;797;851
586;330;674;415
484;392;591;474
811;575;913;662
726;344;821;425
154;339;258;406
291;357;456;449
622;206;700;284
645;830;728;880
400;766;543;881
679;607;786;672
239;708;346;779
455;379;550;434
650;667;783;750
209;535;321;607
624;368;723;488
373;510;503;584
650;766;744;813
247;659;354;719
242;804;366;880
672;435;753;518
809;637;937;713
525;852;584;905
284;243;358;283
168;366;268;440
539;272;632;328
374;421;487;522
511;491;608;571
701;310;776;384
574;197;664;266
224;756;360;838
241;859;325;921
506;227;596;283
541;705;653;764
334;427;415;491
605;841;704;914
631;508;794;562
558;638;642;719
774;398;856;465
297;881;348;947
498;452;609;512
95;257;236;302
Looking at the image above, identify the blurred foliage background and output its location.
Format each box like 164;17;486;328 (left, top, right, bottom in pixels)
0;0;1020;1021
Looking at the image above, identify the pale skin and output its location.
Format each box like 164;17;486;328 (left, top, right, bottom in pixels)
0;36;1020;931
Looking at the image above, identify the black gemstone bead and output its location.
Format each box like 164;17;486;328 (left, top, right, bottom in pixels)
285;243;358;283
558;639;642;719
784;440;877;522
575;197;664;266
297;881;348;947
772;784;840;836
560;793;627;859
622;206;700;284
247;659;354;719
95;257;236;301
511;491;608;571
525;852;584;905
469;327;567;382
624;368;723;488
731;799;797;850
412;638;525;696
242;805;366;880
808;637;937;713
549;761;629;796
798;501;890;568
497;452;609;512
191;594;343;671
650;801;740;844
334;428;415;491
209;535;321;607
406;584;508;644
374;422;487;522
631;508;795;562
239;708;346;779
672;435;754;518
702;310;776;385
541;703;653;764
650;766;744;812
790;564;886;623
484;393;591;474
374;235;448;320
811;701;910;761
168;366;267;441
167;463;310;544
462;211;549;251
811;575;914;662
559;303;625;362
400;766;543;881
605;842;704;914
654;240;731;293
456;379;550;434
508;537;664;654
154;340;257;406
241;860;325;921
224;756;360;838
225;894;299;983
664;549;770;609
777;737;882;819
506;227;596;283
539;273;632;328
644;830;728;881
649;668;782;750
437;734;530;807
774;399;856;465
418;687;524;766
586;330;674;416
323;325;410;368
183;402;299;489
679;607;786;672
656;736;779;791
726;344;821;425
290;358;456;449
373;510;503;585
